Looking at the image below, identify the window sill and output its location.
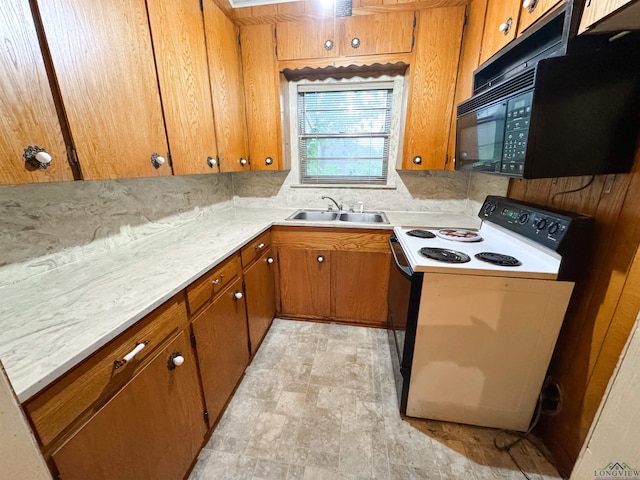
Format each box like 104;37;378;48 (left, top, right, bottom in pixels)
290;184;398;190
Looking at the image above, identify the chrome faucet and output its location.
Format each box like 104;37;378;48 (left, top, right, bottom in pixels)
321;196;342;211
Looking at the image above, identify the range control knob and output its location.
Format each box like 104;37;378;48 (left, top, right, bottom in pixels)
548;222;560;235
483;202;497;215
535;218;548;231
518;212;529;224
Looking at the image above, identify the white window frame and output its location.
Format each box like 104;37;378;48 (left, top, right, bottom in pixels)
288;76;405;189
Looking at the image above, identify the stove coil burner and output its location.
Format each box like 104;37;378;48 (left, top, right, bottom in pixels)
436;229;483;242
475;252;522;267
406;229;436;238
419;247;471;264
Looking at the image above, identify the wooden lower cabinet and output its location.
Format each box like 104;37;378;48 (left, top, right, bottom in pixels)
278;247;332;318
332;250;390;325
273;227;391;327
191;277;250;423
51;330;205;480
244;247;276;355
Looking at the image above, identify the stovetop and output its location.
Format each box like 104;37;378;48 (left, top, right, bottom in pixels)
394;224;562;279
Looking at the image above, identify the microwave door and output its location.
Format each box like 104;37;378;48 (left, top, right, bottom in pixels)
456;102;507;173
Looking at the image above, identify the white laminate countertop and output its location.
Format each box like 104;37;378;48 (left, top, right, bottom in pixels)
0;207;479;402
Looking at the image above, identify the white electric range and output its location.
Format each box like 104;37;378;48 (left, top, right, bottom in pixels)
387;195;593;431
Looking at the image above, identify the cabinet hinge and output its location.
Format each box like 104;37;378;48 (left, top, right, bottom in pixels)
274;27;278;57
190;332;197;349
69;148;79;166
411;14;417;49
203;409;209;425
167;152;173;168
199;0;203;11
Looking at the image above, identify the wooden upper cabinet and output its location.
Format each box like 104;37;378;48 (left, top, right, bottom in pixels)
36;0;170;180
276;19;336;61
146;0;219;175
0;0;74;185
479;0;522;64
240;24;283;171
203;0;249;173
402;7;466;170
579;0;636;33
276;12;415;62
338;11;415;57
517;0;562;33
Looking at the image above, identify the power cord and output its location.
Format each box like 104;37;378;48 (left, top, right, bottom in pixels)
493;394;543;480
551;175;595;205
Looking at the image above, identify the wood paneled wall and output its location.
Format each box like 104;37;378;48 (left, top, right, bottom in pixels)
508;145;640;476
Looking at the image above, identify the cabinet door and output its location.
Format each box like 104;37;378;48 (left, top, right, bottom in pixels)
338;11;415;57
276;19;336;61
278;247;331;318
203;0;249;173
517;0;562;33
402;7;465;170
52;331;205;480
244;248;276;355
146;0;219;175
36;0;169;180
191;277;249;423
479;0;522;64
578;0;635;33
240;24;283;171
331;250;390;326
0;0;73;185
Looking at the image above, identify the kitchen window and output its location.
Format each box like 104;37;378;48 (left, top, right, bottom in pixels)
297;83;394;185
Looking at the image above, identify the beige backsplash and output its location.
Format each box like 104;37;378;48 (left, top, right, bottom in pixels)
232;169;508;216
0;170;507;284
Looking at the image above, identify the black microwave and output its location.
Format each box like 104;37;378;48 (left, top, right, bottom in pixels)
455;53;639;178
455;1;640;179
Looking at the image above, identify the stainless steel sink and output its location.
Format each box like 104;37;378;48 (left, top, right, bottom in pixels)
338;212;389;224
287;210;338;221
286;209;389;224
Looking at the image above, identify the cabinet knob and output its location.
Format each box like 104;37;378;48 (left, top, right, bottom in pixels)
207;156;218;168
267;257;274;264
167;351;184;370
23;145;52;170
234;291;243;299
350;37;361;49
522;0;538;12
239;158;248;166
256;243;265;250
151;153;166;169
317;255;325;263
412;155;422;165
265;157;273;166
324;39;334;51
499;18;513;35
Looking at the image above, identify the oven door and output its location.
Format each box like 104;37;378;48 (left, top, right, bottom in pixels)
387;235;423;413
455;100;507;174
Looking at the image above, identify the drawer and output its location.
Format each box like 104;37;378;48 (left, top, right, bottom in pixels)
24;293;188;450
186;253;241;315
241;230;271;268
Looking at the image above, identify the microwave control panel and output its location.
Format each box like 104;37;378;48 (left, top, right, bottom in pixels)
501;91;533;175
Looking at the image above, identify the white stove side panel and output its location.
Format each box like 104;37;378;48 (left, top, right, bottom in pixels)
406;273;574;431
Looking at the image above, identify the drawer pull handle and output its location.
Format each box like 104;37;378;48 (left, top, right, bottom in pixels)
256;243;265;250
212;274;224;286
114;341;149;369
167;351;185;370
234;291;243;300
267;257;274;264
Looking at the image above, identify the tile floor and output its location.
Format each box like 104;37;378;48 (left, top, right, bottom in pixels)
189;319;563;480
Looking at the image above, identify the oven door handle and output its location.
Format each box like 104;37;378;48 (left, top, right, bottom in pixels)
389;235;414;279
